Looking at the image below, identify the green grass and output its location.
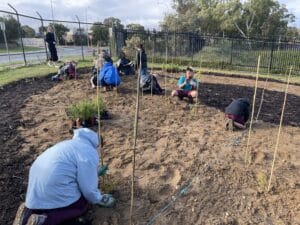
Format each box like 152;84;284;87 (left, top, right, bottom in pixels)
0;55;299;87
0;58;93;86
0;46;44;53
149;62;300;84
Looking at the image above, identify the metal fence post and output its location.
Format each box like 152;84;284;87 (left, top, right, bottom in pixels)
0;22;11;67
8;3;27;65
36;12;48;61
75;15;84;61
268;40;275;73
230;38;234;65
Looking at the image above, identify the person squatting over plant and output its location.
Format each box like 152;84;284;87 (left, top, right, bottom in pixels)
91;50;113;77
90;53;121;91
45;26;58;67
13;128;115;225
171;67;198;104
51;61;77;81
135;44;164;94
225;98;250;130
116;51;135;76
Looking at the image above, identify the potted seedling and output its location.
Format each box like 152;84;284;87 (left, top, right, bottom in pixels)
67;97;107;130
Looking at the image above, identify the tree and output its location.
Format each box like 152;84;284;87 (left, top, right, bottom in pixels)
73;28;88;45
51;23;69;45
21;25;36;38
0;15;20;43
103;17;124;29
90;23;109;46
224;0;295;39
161;0;295;39
126;23;145;31
285;27;300;41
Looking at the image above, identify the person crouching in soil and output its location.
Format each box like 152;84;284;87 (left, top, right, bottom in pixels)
13;128;115;225
225;98;250;130
171;67;198;104
116;51;134;76
90;53;121;91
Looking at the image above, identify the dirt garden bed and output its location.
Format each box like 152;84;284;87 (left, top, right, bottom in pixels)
0;72;299;225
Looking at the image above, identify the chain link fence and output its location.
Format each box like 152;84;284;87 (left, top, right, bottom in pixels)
0;8;111;69
113;29;300;75
1;7;300;75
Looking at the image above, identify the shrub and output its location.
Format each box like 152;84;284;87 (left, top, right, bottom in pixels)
67;97;105;121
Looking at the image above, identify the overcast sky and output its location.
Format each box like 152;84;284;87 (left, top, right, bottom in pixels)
1;0;299;30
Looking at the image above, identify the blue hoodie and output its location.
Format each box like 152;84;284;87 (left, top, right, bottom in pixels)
25;128;102;209
98;62;121;86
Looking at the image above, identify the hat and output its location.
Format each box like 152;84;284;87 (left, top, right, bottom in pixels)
186;67;194;72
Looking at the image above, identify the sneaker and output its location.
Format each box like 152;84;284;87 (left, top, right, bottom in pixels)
13;203;27;225
26;214;47;225
97;194;116;208
225;118;234;131
188;96;194;104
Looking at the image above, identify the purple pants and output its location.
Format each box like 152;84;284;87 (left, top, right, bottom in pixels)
174;90;193;98
23;196;88;225
225;114;245;125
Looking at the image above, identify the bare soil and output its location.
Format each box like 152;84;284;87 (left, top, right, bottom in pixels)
0;72;299;225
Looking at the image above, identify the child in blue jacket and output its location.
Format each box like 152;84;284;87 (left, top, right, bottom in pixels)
91;55;121;90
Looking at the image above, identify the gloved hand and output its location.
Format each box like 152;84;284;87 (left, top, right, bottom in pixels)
97;194;116;208
97;165;108;177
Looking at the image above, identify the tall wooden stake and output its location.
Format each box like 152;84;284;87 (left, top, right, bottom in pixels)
150;37;155;96
245;55;261;165
165;33;168;98
267;66;292;191
195;55;202;106
130;48;142;225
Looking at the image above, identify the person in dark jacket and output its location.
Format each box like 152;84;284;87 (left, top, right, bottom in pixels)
116;51;134;76
225;98;250;130
135;44;147;76
45;26;58;66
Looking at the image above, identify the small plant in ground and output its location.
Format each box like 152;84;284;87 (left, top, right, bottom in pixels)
66;97;106;128
165;63;180;73
256;171;268;191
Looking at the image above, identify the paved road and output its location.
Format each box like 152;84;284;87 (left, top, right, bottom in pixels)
0;46;94;64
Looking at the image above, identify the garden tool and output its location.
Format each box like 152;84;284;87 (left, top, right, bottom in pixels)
97;164;108;177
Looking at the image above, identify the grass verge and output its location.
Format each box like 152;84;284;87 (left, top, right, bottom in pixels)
1;59;299;87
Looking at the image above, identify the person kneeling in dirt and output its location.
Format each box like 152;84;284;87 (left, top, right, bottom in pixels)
13;128;115;225
225;98;250;130
140;73;164;95
171;67;198;104
51;61;77;81
91;54;121;91
116;51;134;76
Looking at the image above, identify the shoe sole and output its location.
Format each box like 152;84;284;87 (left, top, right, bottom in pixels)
13;203;26;225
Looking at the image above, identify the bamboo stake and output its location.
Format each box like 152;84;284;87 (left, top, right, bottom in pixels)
96;62;104;167
245;55;261;165
130;48;142;225
195;54;202;106
150;36;155;97
267;66;292;192
256;68;288;121
165;34;168;99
